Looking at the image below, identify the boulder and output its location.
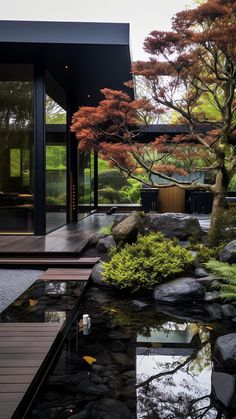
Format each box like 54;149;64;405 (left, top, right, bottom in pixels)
214;333;236;371
219;240;236;264
204;291;220;303
91;262;107;287
147;213;203;239
212;372;236;409
90;399;132;419
197;275;217;290
112;212;145;243
195;267;209;278
221;304;236;319
153;277;205;304
96;235;116;253
206;303;222;320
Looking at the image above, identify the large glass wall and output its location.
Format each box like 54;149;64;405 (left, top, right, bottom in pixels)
0;64;34;233
78;151;94;216
98;156;141;206
45;72;67;233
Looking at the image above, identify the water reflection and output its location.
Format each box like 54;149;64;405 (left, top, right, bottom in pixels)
137;324;216;418
26;288;236;419
0;279;85;323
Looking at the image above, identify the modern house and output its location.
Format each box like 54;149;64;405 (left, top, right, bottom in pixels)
0;20;132;235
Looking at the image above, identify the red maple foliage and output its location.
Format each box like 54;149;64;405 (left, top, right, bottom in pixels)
71;0;236;235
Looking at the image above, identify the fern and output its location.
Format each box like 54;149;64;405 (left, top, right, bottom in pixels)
205;259;236;304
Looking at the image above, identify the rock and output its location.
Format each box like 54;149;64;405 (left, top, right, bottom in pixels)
90;398;132;419
111;352;132;367
215;333;236;371
221;304;236;319
88;232;106;248
112;212;145;243
195;268;209;278
131;299;149;309
197;275;217;290
204;291;220;303
212;372;236;409
147;213;203;240
206;303;222;320
110;340;127;353
219;240;236;264
69;412;90;419
71;378;109;396
106;206;118;215
91;262;107;287
96;235;116;253
120;385;136;399
153;277;205;304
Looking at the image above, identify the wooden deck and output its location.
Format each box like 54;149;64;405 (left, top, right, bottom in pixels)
0;322;63;419
0;214;115;256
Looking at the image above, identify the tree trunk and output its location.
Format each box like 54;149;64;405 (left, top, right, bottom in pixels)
208;171;227;246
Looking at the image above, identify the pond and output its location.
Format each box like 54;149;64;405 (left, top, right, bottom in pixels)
12;284;234;419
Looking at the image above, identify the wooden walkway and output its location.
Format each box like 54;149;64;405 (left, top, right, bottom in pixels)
0;322;63;419
39;268;92;281
0;257;99;268
0;214;115;256
0;263;95;418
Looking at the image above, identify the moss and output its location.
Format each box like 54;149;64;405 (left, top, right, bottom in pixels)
102;233;194;292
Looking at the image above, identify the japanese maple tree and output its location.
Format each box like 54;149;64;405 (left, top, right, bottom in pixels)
71;0;236;236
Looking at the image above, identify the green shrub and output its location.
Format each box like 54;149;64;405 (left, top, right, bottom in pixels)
97;170;129;190
102;233;194;292
193;243;225;263
205;259;236;304
98;188;121;204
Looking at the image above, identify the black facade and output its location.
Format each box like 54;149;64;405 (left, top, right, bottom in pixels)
0;21;132;235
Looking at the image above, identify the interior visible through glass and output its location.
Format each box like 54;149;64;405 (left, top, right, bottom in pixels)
0;64;34;233
45;71;67;233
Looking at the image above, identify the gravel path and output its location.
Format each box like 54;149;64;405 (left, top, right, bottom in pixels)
0;269;43;313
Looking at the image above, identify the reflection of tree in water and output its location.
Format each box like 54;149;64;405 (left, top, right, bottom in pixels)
136;331;219;419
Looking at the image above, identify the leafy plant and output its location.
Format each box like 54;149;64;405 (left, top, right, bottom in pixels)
206;259;236;304
99;224;113;236
193;243;225;264
102;233;194;292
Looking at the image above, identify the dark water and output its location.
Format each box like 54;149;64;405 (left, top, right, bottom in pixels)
12;285;234;419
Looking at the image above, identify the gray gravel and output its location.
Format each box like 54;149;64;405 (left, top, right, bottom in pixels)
0;269;43;313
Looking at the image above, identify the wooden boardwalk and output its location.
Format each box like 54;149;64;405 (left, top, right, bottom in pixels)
0;214;115;256
0;263;95;418
0;322;63;419
39;268;92;281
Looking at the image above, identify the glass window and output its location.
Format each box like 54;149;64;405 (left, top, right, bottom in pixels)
0;64;34;233
45;71;67;233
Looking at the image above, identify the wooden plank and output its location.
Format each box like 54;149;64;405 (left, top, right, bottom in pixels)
0;393;24;402
0;347;51;354
0;340;54;347
0;322;63;329
0;320;63;418
0;337;56;343
0;376;34;384
0;367;38;375
0;331;61;337
0;401;19;419
0;383;30;393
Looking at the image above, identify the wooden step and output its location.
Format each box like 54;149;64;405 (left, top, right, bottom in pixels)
0;257;99;268
39;268;92;281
